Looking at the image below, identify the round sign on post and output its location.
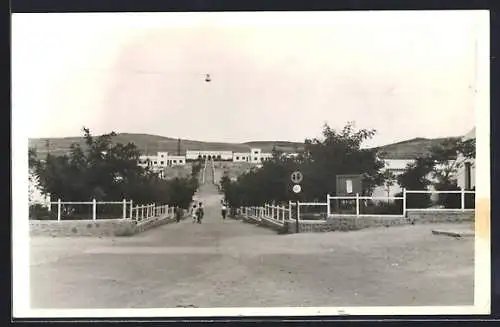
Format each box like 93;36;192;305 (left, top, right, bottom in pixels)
291;171;303;184
292;184;302;193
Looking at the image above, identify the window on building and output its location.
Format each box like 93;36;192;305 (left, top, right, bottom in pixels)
254;157;258;161
254;151;258;154
173;160;177;163
236;157;239;160
160;161;164;165
154;161;157;165
161;154;164;158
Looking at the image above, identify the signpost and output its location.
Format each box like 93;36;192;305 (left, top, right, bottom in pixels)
292;184;301;193
290;171;303;233
291;171;303;184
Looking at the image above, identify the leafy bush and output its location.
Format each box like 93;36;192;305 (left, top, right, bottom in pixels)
29;204;56;220
435;182;461;209
465;189;475;209
361;200;402;215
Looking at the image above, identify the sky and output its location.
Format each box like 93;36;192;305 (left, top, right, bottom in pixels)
12;11;485;147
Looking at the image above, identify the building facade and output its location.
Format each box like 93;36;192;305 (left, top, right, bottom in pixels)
138;148;278;173
185;150;233;161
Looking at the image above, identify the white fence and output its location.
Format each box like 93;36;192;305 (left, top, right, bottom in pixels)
36;198;175;222
239;188;476;222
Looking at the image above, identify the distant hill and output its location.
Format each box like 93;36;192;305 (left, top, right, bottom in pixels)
28;133;459;160
375;137;460;159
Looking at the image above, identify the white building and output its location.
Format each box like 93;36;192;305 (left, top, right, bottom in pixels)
233;152;250;162
185;150;233;161
372;159;414;198
166;155;186;166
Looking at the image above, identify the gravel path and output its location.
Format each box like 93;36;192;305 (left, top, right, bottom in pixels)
30;170;474;309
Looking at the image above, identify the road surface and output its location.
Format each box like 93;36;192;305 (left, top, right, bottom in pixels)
30;166;474;309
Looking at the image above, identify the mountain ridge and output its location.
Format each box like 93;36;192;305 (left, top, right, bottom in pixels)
28;133;460;160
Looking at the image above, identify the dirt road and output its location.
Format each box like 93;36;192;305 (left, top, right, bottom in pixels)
30;168;474;309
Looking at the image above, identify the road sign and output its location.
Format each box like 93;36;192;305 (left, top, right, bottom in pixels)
292;184;302;193
291;171;303;184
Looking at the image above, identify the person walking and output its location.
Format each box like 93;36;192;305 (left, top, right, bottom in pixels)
175;206;182;223
221;200;227;221
191;204;198;223
197;202;204;224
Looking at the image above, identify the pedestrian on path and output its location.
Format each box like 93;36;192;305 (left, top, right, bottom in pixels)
197;202;204;224
191;204;198;223
221;200;227;221
175;206;182;223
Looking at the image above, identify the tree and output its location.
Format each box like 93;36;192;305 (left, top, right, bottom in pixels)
428;138;476;208
31;127;198;211
382;170;396;201
429;138;475;186
301;122;384;199
396;156;434;209
221;122;385;206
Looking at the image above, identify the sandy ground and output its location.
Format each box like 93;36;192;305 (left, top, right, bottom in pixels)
30;168;474;309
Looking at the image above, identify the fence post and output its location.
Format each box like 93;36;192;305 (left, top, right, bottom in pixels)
355;193;359;217
129;200;133;219
461;189;465;211
282;206;285;221
296;201;300;233
122;199;127;219
327;194;331;217
92;198;97;220
288;201;292;220
48;195;52;212
57;199;61;221
403;188;407;217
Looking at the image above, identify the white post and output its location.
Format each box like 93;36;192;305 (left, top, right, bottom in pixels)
288;201;292;220
141;206;144;220
403;188;407;217
355;193;359;217
461;189;465;211
57;199;61;221
297;202;301;222
122;199;127;219
129;200;133;219
48;195;52;212
92;198;97;220
327;194;331;216
282;206;285;221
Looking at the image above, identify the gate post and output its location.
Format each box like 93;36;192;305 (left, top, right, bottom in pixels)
326;194;331;217
92;198;97;220
355;193;359;217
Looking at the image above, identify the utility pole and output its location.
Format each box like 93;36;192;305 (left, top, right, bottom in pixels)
177;138;181;156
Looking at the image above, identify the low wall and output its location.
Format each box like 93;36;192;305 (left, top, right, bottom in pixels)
134;212;188;234
406;210;474;224
286;216;407;233
30;219;138;237
238;214;287;234
30;211;188;237
238;209;475;234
